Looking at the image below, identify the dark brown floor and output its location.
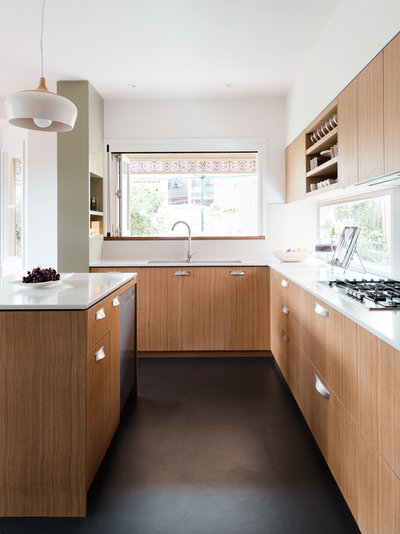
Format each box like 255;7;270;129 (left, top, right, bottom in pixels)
0;358;360;534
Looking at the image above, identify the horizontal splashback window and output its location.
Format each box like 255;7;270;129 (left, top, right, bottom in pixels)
319;195;392;273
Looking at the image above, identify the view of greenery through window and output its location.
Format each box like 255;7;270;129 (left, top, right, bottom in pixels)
319;195;391;270
129;173;259;237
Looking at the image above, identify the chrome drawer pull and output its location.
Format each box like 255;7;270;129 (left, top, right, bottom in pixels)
112;297;120;307
281;279;289;288
174;271;190;276
229;271;245;276
315;375;330;399
314;302;329;318
281;330;289;342
95;307;106;320
282;305;289;315
95;346;106;362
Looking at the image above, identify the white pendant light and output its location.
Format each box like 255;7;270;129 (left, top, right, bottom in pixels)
5;0;77;132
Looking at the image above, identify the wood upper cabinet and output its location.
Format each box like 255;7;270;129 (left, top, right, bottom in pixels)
181;267;225;351
357;51;384;182
135;267;181;351
384;32;400;173
286;132;306;203
338;78;358;185
225;267;269;351
357;326;400;478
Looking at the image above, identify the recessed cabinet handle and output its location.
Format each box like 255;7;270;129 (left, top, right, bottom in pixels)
281;330;289;342
95;307;106;320
174;271;190;276
282;305;289;315
229;271;245;276
112;297;120;307
281;279;289;288
314;302;329;318
95;346;106;362
315;375;330;399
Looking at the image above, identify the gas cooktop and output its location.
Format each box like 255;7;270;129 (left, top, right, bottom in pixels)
319;278;400;310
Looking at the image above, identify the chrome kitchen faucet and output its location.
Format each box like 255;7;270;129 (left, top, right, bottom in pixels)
171;220;194;263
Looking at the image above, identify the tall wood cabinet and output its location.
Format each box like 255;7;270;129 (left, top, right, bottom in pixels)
338;78;358;185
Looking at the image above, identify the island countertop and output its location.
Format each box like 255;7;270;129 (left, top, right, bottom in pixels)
0;272;137;310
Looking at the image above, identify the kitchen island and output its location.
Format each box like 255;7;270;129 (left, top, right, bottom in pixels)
0;273;137;517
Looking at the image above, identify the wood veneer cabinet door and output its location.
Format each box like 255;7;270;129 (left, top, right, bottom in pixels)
109;292;121;437
356;430;399;534
384;32;400;173
181;267;225;350
357;326;400;477
338;78;358;185
270;270;286;372
286;132;306;203
324;387;358;520
358;51;384;182
87;333;111;487
136;267;181;351
225;267;269;351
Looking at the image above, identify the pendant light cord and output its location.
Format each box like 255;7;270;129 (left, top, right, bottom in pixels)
40;0;46;77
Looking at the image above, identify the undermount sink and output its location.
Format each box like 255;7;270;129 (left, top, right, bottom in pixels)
147;260;243;264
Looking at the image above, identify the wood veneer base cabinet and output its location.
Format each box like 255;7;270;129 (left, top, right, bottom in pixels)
91;266;270;353
285;132;306;203
270;267;400;533
0;279;135;517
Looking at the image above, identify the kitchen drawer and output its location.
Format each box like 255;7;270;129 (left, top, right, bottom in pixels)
87;295;113;352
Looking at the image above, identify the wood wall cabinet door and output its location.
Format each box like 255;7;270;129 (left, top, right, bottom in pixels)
225;267;269;350
357;51;384;182
384;32;400;173
356;430;399;534
87;333;111;487
338;78;358;185
357;326;400;477
286;132;306;203
136;268;181;351
181;267;225;351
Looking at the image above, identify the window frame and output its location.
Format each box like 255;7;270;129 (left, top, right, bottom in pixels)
317;189;396;277
105;138;267;239
0;140;26;275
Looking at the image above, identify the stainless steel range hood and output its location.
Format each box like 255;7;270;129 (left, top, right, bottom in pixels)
355;170;400;187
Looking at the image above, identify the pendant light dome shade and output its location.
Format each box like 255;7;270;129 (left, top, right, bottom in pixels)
5;77;77;132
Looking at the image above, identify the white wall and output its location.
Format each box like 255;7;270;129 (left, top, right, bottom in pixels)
287;0;400;143
104;97;318;261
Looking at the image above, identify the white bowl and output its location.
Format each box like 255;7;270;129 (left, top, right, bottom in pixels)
273;250;311;262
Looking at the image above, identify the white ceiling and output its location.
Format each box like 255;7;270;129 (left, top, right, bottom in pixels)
0;0;342;100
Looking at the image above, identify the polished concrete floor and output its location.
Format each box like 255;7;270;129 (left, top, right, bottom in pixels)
0;358;360;534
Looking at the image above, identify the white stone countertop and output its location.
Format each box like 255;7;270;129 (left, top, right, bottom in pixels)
90;259;269;267
268;259;400;352
91;257;400;351
0;272;137;310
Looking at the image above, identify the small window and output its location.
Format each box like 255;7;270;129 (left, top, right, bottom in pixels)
112;152;260;237
319;195;392;273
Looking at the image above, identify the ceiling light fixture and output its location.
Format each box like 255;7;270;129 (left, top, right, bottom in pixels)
5;0;77;132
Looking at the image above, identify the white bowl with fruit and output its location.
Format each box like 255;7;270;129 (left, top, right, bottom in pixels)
272;248;311;262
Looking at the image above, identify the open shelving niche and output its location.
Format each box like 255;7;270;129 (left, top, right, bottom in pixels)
305;100;338;194
89;172;104;236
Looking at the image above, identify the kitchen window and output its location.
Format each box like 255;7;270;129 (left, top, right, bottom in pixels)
319;194;392;273
0;143;25;274
110;152;261;237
